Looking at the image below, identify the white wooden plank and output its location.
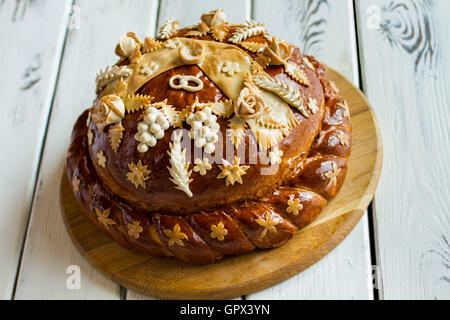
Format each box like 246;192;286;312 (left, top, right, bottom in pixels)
356;0;450;299
14;0;159;300
252;0;360;85
126;0;251;300
157;0;251;27
0;0;72;300
247;0;374;299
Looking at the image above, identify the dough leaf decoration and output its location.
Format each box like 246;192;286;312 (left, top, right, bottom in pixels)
238;41;267;53
229;20;267;43
96;66;132;92
209;100;234;118
143;37;164;53
185;30;204;37
109;122;125;153
167;131;193;197
227;115;247;148
303;57;315;71
210;23;229;42
284;62;311;86
252;74;308;118
123;94;152;113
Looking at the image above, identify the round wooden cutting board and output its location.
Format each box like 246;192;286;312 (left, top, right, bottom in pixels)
60;66;383;300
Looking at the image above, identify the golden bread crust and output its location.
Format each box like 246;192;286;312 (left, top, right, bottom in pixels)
66;11;352;264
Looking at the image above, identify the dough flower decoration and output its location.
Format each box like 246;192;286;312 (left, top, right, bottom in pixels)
127;221;143;239
337;100;350;119
91;94;125;131
255;213;279;239
220;61;241;76
329;80;340;93
234;73;265;120
201;9;227;28
336;131;349;146
95;208;116;230
307;98;319;115
184;9;228;39
286;199;303;216
193;158;212;176
135;106;170;153
325;162;341;189
235;86;265;120
96;150;107;168
210;222;228;241
115;32;141;59
268;147;283;165
127;160;151;189
217;156;250;186
163;224;188;247
255;36;311;87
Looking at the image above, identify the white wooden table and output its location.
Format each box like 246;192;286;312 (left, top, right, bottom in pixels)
1;0;449;300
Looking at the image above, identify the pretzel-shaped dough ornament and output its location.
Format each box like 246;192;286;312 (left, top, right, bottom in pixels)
169;75;204;92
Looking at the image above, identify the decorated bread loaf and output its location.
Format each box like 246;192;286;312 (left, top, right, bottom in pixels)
66;9;352;264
